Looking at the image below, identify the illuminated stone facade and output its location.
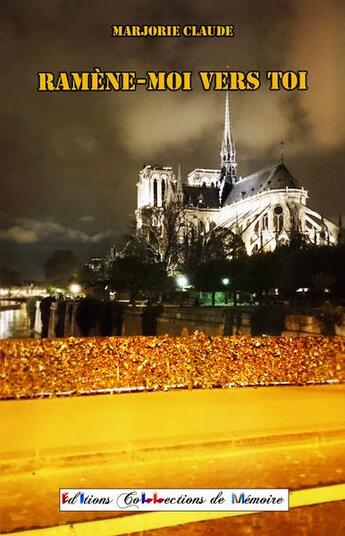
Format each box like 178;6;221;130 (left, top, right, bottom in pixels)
136;94;338;255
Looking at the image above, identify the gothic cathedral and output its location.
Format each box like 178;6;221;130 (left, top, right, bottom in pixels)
136;94;338;255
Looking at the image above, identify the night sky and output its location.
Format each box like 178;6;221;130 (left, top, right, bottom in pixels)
1;0;344;279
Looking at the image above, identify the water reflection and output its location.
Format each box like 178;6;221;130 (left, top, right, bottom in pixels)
0;305;30;339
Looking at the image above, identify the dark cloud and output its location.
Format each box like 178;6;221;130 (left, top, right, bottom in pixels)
0;217;113;244
0;0;344;278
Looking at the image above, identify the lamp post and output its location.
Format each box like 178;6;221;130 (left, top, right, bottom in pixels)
176;275;188;290
176;275;188;307
222;277;230;305
69;283;81;297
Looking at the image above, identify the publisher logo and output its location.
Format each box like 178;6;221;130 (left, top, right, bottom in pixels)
61;491;112;506
60;488;289;512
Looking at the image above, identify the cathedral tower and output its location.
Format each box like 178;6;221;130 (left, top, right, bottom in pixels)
137;165;175;209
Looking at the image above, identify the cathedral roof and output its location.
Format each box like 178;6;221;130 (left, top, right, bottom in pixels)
183;185;220;209
224;162;300;205
180;163;300;209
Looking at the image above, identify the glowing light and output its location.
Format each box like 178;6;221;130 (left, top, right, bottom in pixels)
69;283;81;295
222;278;230;286
176;275;188;288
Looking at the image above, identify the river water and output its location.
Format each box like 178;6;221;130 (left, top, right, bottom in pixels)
0;304;31;339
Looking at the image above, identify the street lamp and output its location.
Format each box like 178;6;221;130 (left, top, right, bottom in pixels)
221;277;230;305
176;275;188;289
69;283;81;296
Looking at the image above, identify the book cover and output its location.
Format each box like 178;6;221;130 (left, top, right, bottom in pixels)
1;1;344;535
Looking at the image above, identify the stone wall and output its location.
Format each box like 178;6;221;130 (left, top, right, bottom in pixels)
335;315;345;337
122;307;142;336
157;307;226;336
283;315;324;336
46;300;345;339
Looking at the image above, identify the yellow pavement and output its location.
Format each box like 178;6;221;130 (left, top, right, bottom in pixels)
1;385;345;461
5;484;345;536
1;385;345;534
1;437;345;533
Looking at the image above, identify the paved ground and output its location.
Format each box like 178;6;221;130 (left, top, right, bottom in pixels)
128;502;345;536
1;439;345;533
2;385;345;459
1;385;345;533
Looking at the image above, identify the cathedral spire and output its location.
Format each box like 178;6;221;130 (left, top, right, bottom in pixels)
219;93;237;206
280;141;285;163
220;92;237;183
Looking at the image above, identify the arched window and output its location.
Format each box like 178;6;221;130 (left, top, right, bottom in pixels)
161;180;166;204
153;179;158;207
273;206;284;233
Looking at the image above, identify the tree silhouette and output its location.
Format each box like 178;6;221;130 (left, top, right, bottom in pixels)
136;205;185;272
44;250;80;285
